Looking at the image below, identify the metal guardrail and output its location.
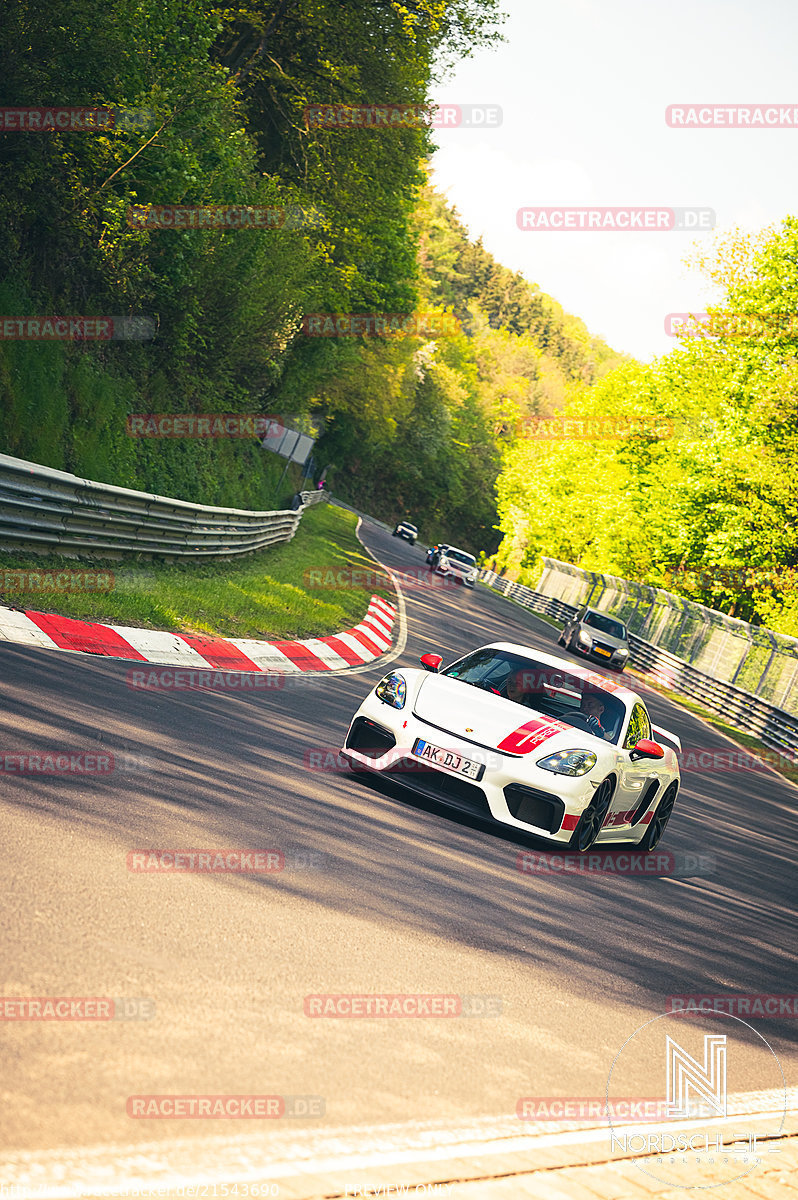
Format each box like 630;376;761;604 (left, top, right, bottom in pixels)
0;454;329;560
537;556;798;715
298;489;329;508
479;570;798;765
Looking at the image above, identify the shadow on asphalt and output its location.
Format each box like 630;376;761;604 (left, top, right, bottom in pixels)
0;520;796;1050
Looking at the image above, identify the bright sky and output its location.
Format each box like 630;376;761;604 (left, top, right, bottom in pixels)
430;0;798;361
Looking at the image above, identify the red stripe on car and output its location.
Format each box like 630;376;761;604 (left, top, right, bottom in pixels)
498;717;568;755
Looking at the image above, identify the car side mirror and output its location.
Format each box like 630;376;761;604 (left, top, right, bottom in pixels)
420;653;443;673
629;738;665;762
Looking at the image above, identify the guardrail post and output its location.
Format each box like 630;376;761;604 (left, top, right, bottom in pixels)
755;633;780;698
729;627;754;687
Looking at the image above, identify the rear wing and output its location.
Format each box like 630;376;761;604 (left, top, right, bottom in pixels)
652;723;682;753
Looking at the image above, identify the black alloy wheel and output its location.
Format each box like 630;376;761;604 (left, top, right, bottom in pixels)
568;777;615;852
638;782;678;851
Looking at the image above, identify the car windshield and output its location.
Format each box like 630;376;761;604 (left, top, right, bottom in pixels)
583;611;626;639
401;523;417;532
443;648;626;744
446;549;476;566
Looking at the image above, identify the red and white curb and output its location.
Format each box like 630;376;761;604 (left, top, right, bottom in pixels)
0;595;397;675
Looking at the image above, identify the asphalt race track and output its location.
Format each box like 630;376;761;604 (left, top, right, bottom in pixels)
1;516;796;1157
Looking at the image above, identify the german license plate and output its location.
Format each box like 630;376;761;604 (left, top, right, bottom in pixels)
412;738;485;780
595;647;611;657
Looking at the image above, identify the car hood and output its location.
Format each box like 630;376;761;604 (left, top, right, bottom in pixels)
441;558;475;574
413;673;606;755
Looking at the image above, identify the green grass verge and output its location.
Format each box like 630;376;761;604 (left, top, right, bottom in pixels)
0;504;395;640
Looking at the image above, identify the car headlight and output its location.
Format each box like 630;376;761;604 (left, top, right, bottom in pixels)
375;672;407;709
615;646;629;657
577;630;592;646
536;749;597;776
468;570;477;581
439;556;449;568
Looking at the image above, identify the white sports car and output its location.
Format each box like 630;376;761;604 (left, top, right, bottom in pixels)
433;546;478;588
340;642;681;852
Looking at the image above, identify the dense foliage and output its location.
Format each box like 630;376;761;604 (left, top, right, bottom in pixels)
493;221;798;635
0;0;616;550
3;1;792;632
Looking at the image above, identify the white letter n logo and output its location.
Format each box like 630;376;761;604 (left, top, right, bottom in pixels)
666;1034;727;1118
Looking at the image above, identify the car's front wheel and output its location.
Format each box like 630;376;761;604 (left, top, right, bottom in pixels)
568;777;614;852
637;782;678;851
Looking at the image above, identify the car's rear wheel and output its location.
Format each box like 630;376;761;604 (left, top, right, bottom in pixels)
568;778;614;852
637;782;678;851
